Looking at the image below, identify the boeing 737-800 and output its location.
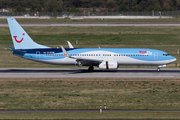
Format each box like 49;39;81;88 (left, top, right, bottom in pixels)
7;18;176;71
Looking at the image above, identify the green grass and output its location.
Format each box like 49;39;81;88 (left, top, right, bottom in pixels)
2;26;180;35
1;25;180;119
1;17;180;23
0;112;180;119
0;78;180;111
0;26;179;67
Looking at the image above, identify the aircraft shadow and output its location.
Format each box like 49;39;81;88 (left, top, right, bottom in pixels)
0;68;180;74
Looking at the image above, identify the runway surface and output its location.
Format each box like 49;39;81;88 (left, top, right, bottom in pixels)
0;109;180;113
1;23;180;26
0;68;180;78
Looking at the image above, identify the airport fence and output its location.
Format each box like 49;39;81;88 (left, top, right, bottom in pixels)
0;11;180;18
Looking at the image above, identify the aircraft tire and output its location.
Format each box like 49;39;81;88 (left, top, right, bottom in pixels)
88;66;94;72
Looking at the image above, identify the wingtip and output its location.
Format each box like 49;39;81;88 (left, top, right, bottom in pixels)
67;41;74;48
61;45;70;57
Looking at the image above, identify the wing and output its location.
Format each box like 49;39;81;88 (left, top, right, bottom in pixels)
61;46;102;66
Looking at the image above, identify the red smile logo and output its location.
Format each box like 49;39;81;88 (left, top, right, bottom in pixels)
13;33;25;43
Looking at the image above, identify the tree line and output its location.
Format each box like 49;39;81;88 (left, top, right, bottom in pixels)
0;0;180;12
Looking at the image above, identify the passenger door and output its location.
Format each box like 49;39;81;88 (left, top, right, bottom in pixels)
154;52;158;60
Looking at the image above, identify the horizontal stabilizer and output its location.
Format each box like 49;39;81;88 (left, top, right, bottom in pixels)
8;47;27;53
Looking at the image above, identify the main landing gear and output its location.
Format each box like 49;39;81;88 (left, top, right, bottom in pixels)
88;66;94;72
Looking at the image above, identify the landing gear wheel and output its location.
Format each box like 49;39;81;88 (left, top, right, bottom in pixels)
157;68;160;72
88;66;94;72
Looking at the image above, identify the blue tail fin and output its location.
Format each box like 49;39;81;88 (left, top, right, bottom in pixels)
7;18;50;49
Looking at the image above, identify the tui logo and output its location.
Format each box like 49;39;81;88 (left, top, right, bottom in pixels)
13;33;25;43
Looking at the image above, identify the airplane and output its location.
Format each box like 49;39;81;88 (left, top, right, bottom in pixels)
7;18;176;72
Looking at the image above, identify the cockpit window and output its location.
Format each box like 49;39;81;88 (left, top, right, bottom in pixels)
163;54;169;56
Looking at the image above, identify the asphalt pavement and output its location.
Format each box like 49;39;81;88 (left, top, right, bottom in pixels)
0;68;180;78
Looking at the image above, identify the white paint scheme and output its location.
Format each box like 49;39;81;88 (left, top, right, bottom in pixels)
67;41;74;48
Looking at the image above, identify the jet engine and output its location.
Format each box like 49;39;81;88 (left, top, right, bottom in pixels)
99;60;118;70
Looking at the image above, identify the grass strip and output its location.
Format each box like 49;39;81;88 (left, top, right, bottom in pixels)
0;78;180;110
0;112;180;119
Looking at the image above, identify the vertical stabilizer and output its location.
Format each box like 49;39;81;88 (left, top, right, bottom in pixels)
7;18;50;49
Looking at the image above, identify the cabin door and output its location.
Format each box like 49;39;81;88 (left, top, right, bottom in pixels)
154;52;158;60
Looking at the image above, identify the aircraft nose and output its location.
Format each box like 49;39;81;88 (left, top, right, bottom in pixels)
170;56;177;62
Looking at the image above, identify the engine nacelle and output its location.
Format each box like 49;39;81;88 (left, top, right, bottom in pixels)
99;61;118;70
158;65;166;67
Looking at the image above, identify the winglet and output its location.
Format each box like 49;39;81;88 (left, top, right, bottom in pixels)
61;46;70;57
67;41;74;48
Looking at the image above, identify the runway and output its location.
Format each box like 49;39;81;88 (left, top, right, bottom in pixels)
0;109;180;113
1;23;180;26
0;68;180;78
